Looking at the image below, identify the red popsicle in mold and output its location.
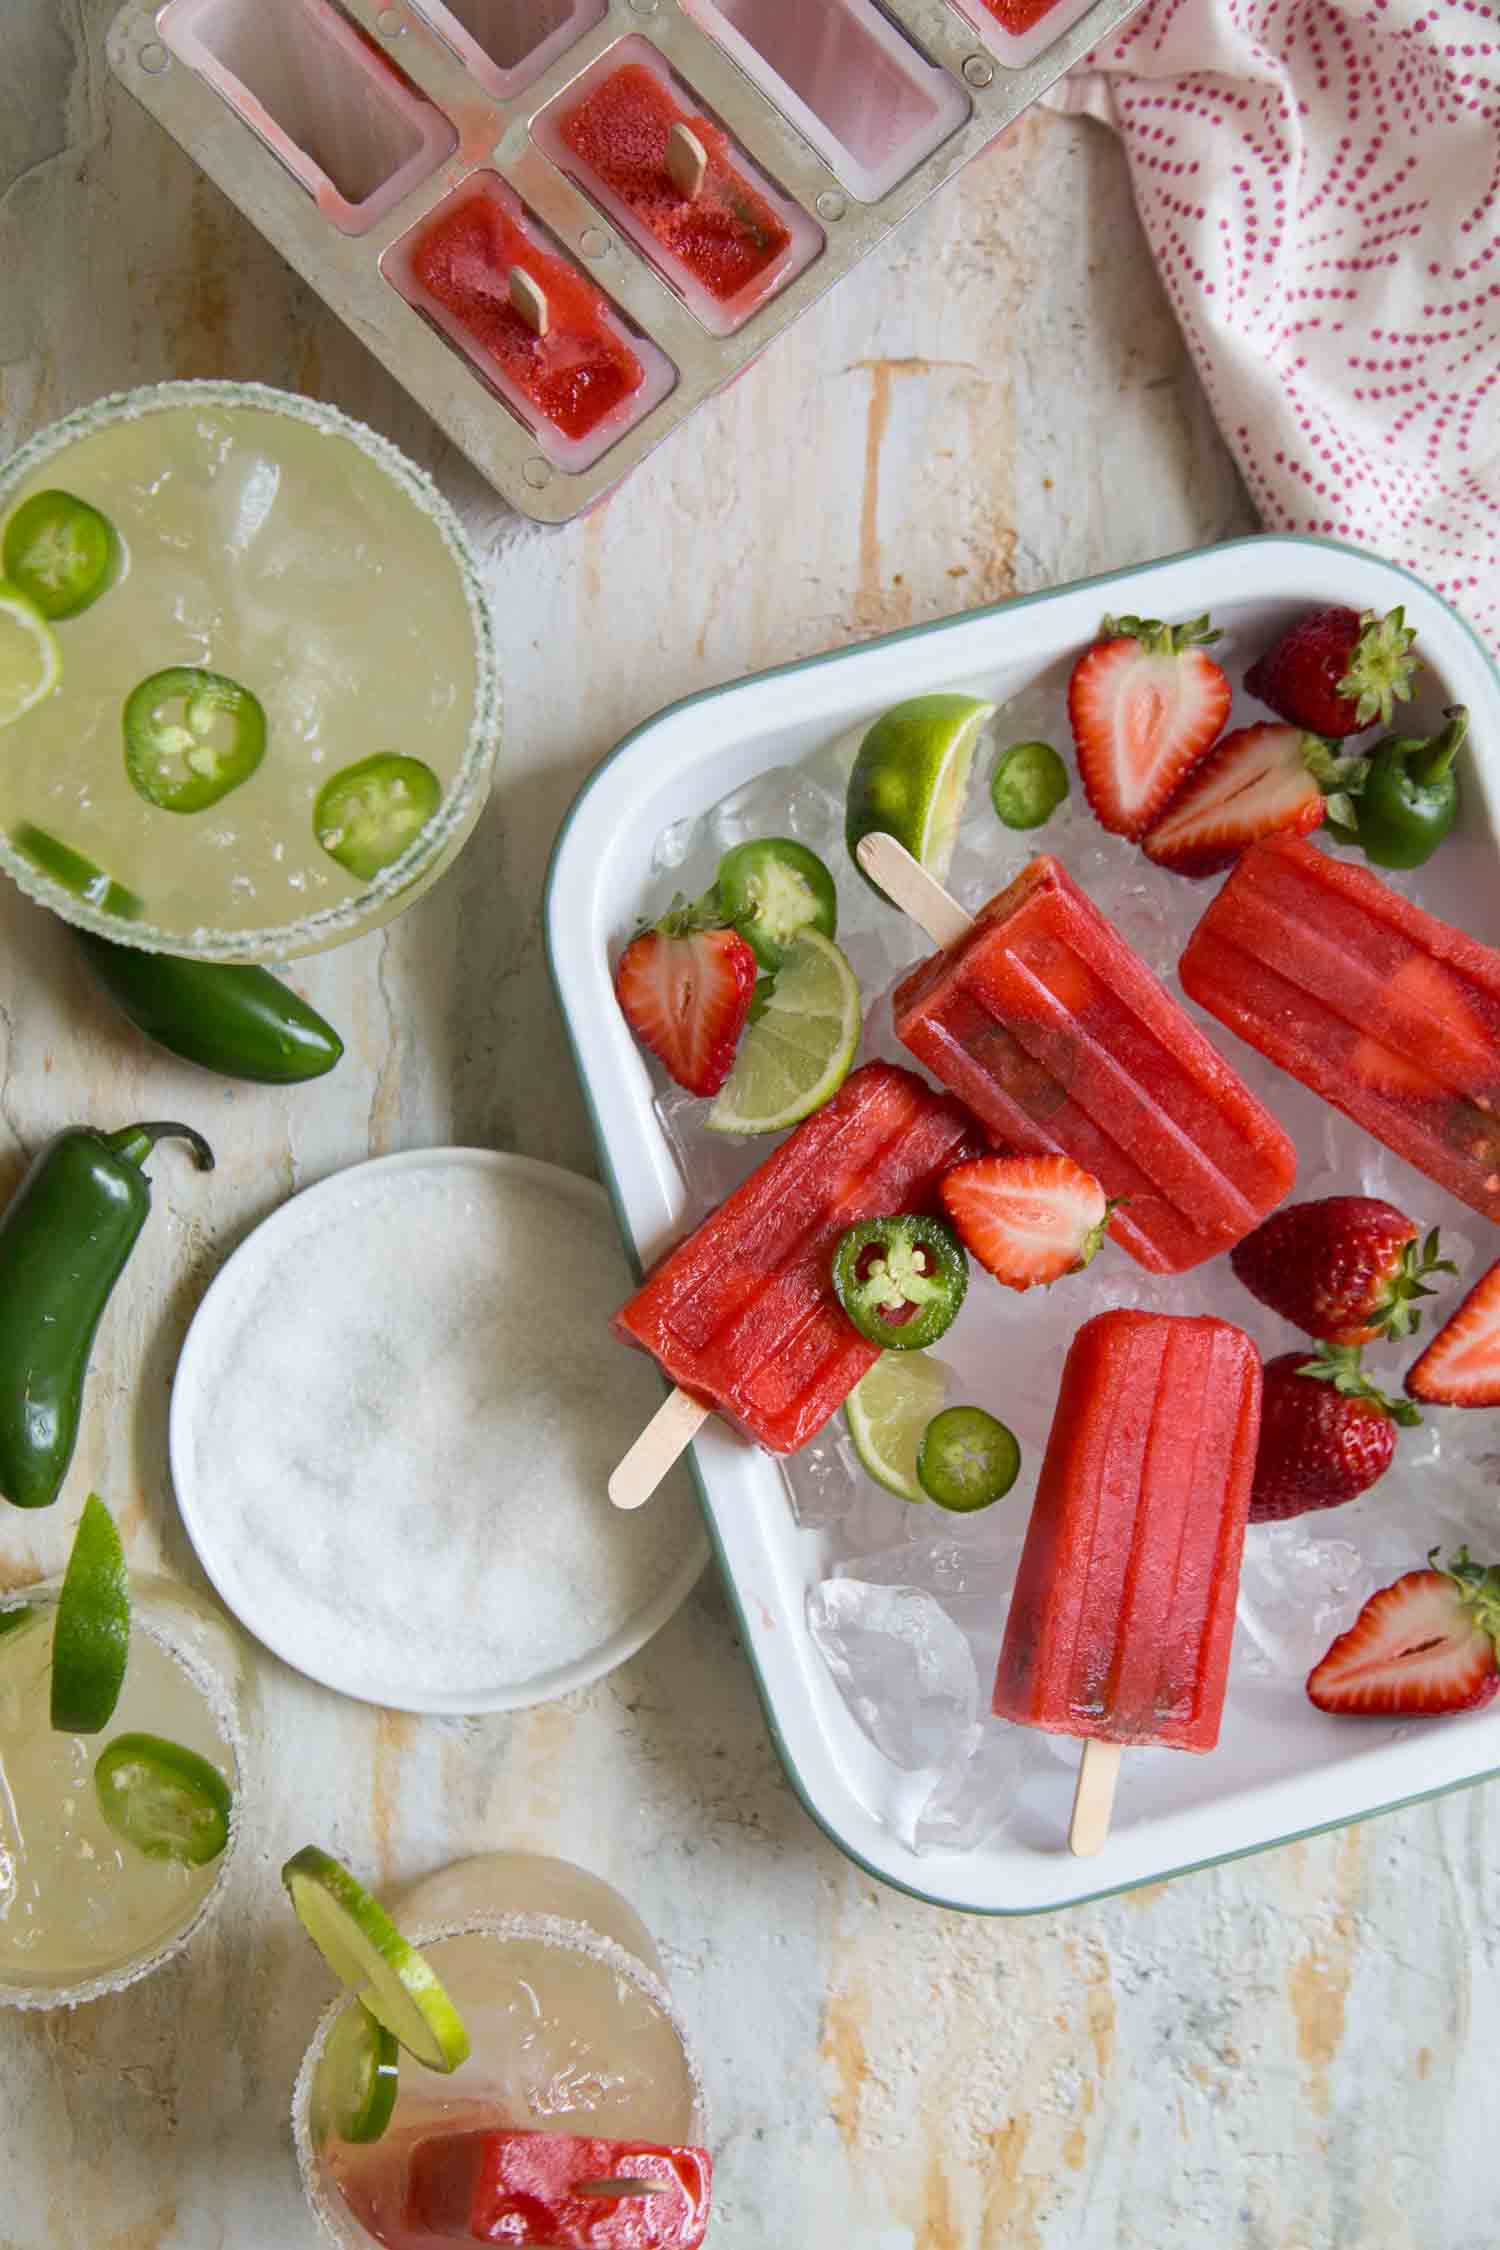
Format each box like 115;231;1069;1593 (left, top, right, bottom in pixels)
387;174;675;470
546;43;820;333
406;2128;712;2248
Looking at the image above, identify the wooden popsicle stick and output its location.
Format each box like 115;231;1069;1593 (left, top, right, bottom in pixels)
508;264;550;337
609;1386;709;1511
666;121;709;200
855;832;974;950
1068;1739;1122;1857
577;2180;671;2199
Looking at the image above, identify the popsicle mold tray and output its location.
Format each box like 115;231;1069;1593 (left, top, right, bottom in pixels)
547;538;1500;1914
109;0;1142;521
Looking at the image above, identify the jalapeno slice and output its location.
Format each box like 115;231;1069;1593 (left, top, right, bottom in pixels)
2;489;120;621
314;753;442;882
123;667;266;813
93;1732;233;1865
990;740;1069;831
832;1214;968;1350
917;1406;1021;1511
715;837;838;970
10;823;143;918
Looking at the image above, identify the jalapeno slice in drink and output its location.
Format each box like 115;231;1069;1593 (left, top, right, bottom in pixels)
94;1731;233;1865
831;1214;969;1350
314;753;441;882
123;667;266;813
9;822;143;918
3;489;120;621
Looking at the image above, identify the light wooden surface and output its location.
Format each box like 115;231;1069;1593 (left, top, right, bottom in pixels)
4;8;1495;2248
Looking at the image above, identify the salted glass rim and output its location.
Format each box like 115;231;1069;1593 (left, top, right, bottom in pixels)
0;379;501;960
292;1908;710;2248
0;1574;247;2010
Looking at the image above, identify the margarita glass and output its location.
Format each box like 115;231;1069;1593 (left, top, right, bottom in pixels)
0;1574;244;2008
294;1853;707;2249
0;380;499;962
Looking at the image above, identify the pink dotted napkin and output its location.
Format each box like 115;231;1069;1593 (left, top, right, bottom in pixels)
1051;0;1500;645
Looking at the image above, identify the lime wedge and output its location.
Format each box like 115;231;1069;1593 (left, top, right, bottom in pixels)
0;580;61;728
845;1350;952;1501
706;929;860;1135
282;1845;471;2073
318;1999;401;2144
846;693;995;898
50;1494;130;1735
94;1732;233;1865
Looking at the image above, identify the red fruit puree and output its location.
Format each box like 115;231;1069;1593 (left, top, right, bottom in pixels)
560;64;791;305
410;186;643;442
980;0;1061;29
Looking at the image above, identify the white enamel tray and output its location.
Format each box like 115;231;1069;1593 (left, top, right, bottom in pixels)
546;536;1500;1912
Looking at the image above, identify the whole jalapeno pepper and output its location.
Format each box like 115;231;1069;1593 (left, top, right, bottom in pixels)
72;931;344;1084
1355;704;1468;871
0;1121;214;1510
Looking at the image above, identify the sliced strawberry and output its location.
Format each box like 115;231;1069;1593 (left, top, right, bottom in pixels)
1067;613;1232;839
614;902;757;1097
1349;955;1487;1099
1307;1553;1500;1717
939;1154;1111;1291
1229;1195;1453;1347
1142;723;1328;877
1407;1256;1500;1405
1246;604;1420;739
1249;1345;1419;1523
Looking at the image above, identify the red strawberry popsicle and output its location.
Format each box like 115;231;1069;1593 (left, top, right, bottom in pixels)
1180;836;1500;1221
888;853;1296;1273
611;1061;980;1478
993;1310;1262;1852
406;2128;711;2248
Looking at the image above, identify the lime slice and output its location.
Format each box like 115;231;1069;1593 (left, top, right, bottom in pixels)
706;929;860;1135
50;1494;130;1735
318;1999;401;2144
282;1845;471;2073
0;580;61;729
846;692;995;897
94;1732;233;1865
845;1350;952;1501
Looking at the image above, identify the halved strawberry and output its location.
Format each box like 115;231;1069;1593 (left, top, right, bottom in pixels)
1249;1345;1420;1523
1142;723;1328;877
939;1154;1112;1291
614;902;758;1097
1307;1552;1500;1717
1230;1195;1453;1347
1067;613;1231;838
1406;1256;1500;1405
1246;604;1420;739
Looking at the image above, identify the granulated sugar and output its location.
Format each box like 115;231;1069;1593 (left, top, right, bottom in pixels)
173;1156;702;1707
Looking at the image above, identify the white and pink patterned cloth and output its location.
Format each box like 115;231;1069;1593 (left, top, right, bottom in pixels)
1053;0;1500;647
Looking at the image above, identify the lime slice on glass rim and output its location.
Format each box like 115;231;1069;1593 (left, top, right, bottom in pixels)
283;1845;471;2072
50;1493;130;1735
707;929;860;1136
319;1999;401;2144
94;1732;233;1865
845;692;995;898
845;1350;952;1502
0;579;61;729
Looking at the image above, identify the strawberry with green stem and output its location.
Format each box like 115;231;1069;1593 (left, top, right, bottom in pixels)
1308;1550;1500;1717
1249;1344;1420;1523
1230;1196;1454;1348
1245;604;1420;739
1067;613;1232;839
614;895;758;1098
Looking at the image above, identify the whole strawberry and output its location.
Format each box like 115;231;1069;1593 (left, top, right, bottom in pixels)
614;898;758;1097
1245;604;1419;739
1250;1346;1420;1523
1230;1196;1453;1347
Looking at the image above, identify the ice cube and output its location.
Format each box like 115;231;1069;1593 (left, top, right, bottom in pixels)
913;1718;1067;1857
1235;1525;1378;1679
806;1579;978;1770
708;765;843;857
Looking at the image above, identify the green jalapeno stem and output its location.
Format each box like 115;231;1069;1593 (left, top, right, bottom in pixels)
103;1121;216;1173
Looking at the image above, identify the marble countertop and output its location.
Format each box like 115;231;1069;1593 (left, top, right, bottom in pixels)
2;6;1494;2247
